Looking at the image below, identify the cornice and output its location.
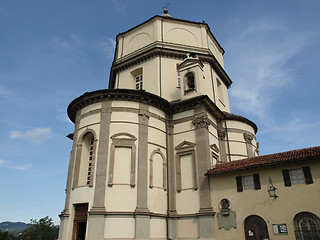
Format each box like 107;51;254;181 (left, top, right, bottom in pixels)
67;89;170;123
117;15;224;54
86;210;215;218
109;46;232;90
224;112;258;134
171;95;225;120
67;90;257;135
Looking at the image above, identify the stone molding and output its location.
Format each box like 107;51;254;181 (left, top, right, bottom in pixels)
243;133;254;144
218;130;226;140
108;133;137;188
224;112;258;133
109;45;231;89
175;141;198;192
68;89;257;134
86;210;216;218
192;114;210;129
149;148;167;190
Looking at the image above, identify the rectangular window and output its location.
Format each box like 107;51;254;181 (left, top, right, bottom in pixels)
282;167;313;187
113;147;132;184
211;152;219;166
217;78;225;105
177;72;181;88
290;169;305;185
236;174;261;192
243;175;254;190
135;74;143;90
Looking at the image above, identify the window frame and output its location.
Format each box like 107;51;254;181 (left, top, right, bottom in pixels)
236;174;261;192
282;166;313;187
108;133;137;188
135;74;143;90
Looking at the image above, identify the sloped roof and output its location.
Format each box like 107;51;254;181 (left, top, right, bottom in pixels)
206;146;320;175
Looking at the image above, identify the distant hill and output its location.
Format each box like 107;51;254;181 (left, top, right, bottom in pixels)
0;221;30;234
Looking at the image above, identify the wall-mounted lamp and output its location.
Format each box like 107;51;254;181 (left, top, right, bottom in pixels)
268;177;278;198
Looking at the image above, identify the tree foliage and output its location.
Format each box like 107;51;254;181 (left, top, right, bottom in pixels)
0;229;10;240
20;217;58;240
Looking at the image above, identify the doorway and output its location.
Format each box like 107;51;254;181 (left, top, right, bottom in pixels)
244;215;270;240
72;203;88;240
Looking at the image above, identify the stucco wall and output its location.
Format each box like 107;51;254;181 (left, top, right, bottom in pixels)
210;160;320;240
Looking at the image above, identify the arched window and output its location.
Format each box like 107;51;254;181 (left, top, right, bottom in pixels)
131;68;143;90
86;137;94;185
149;149;167;190
244;215;269;240
184;72;196;92
294;212;320;240
73;131;97;187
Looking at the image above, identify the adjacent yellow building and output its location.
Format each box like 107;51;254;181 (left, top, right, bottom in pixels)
207;146;320;240
58;10;320;240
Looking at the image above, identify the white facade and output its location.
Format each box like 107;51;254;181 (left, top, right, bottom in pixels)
59;12;258;240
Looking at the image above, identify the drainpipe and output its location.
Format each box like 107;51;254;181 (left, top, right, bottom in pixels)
165;117;169;240
224;116;232;162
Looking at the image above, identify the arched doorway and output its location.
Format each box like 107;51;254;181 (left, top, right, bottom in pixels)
294;212;320;240
244;215;270;240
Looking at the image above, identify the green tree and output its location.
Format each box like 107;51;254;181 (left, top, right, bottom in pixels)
20;216;57;240
0;229;10;240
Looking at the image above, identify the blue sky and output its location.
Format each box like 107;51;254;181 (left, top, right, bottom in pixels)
1;0;319;224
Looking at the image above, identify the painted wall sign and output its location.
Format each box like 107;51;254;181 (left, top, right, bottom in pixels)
273;224;288;234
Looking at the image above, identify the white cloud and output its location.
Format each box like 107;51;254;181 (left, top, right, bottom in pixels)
49;34;87;65
94;37;116;59
259;115;320;154
112;0;126;14
55;109;73;124
10;127;53;144
226;19;314;120
0;85;12;97
0;159;31;171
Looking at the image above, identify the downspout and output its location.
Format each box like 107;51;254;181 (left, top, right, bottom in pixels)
118;35;125;89
160;17;164;98
224;115;232;162
210;67;216;103
160;16;169;240
165;118;170;240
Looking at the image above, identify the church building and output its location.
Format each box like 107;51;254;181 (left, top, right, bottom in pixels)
58;10;320;240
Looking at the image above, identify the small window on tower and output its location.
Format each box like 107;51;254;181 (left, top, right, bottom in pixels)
135;74;143;90
217;78;225;106
177;71;181;88
131;67;143;90
184;72;196;93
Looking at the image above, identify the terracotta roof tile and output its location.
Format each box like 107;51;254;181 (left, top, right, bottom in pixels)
206;146;320;175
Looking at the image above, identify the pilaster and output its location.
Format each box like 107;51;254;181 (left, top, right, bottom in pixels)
135;103;150;239
87;100;112;239
244;133;254;158
193;108;215;239
217;124;228;163
62;110;81;215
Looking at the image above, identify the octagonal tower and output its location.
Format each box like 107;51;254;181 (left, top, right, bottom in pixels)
59;11;258;240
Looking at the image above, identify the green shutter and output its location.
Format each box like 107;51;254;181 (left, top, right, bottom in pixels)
282;169;291;187
253;173;261;190
302;166;313;184
236;176;243;192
